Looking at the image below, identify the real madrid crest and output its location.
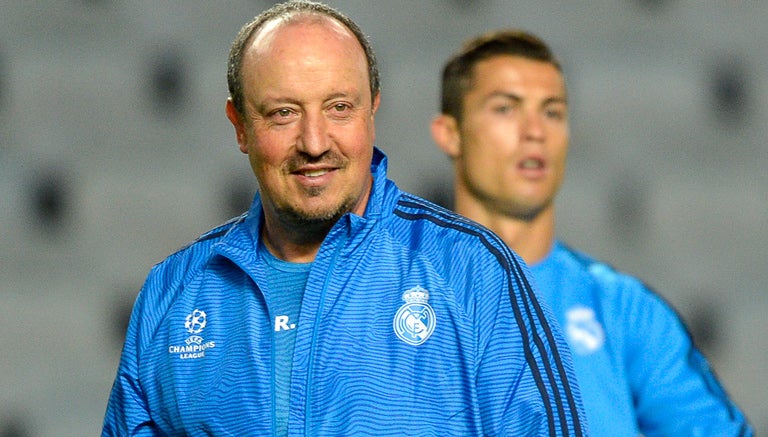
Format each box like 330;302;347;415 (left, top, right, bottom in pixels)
565;306;605;355
393;285;436;346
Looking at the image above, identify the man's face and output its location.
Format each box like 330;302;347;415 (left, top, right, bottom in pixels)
457;55;568;221
229;17;379;229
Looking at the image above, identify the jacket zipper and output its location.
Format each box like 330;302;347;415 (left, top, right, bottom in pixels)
303;230;347;435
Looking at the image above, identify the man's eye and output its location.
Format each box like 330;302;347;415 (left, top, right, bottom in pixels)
333;103;350;112
266;108;296;125
545;109;565;120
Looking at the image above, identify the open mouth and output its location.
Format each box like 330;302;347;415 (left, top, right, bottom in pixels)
520;158;544;170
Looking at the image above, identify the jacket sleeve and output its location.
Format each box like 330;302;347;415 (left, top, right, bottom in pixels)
474;246;588;436
623;280;753;436
101;276;166;436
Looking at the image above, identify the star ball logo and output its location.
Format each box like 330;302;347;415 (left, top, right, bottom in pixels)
185;309;207;334
168;308;216;360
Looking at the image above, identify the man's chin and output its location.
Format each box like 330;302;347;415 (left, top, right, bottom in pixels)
279;202;350;228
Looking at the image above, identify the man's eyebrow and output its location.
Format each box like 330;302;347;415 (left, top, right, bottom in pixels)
484;91;522;101
253;91;361;108
478;91;522;107
325;92;352;101
251;96;299;112
543;96;568;106
483;92;567;105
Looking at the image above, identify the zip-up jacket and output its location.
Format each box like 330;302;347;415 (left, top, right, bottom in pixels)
102;148;586;436
532;241;753;436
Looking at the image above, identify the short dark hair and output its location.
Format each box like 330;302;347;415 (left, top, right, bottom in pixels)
440;29;561;121
227;0;380;116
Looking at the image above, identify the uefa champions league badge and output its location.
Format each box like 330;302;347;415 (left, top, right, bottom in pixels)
393;286;436;346
168;308;216;360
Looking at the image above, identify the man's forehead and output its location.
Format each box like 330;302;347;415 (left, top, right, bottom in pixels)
472;57;564;89
248;14;351;54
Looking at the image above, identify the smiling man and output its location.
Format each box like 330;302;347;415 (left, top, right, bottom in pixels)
226;5;378;263
101;3;585;436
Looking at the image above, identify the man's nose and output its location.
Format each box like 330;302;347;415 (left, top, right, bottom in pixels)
523;111;545;141
296;111;331;156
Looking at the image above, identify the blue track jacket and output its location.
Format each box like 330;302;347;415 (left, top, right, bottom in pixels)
532;241;753;436
102;148;586;436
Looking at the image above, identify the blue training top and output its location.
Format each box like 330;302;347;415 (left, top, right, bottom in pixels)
102;148;586;436
531;241;753;436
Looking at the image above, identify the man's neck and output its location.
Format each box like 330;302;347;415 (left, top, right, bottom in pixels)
455;200;555;265
262;231;322;264
260;216;328;264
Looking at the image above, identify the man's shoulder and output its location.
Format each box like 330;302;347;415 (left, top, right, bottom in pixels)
391;193;512;255
149;213;247;282
552;242;643;287
183;213;247;251
384;193;528;297
131;214;249;337
551;241;670;312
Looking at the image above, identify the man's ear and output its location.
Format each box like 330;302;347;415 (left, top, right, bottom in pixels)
430;114;461;158
371;91;381;115
225;98;249;154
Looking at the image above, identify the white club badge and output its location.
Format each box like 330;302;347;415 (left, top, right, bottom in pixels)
565;306;605;355
393;286;436;346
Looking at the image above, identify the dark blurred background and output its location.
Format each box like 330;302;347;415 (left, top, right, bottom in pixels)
1;1;765;435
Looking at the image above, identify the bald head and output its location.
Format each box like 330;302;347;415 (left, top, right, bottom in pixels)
237;16;372;121
227;1;380;117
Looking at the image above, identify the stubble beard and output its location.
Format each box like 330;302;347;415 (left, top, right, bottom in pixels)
274;190;357;244
267;150;364;243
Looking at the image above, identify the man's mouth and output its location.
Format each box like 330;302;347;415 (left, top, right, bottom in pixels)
520;158;544;169
299;169;331;177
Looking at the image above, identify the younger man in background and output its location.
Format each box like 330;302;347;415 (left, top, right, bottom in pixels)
431;29;752;436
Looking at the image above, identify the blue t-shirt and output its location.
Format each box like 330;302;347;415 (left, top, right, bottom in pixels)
258;240;311;437
531;241;752;436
